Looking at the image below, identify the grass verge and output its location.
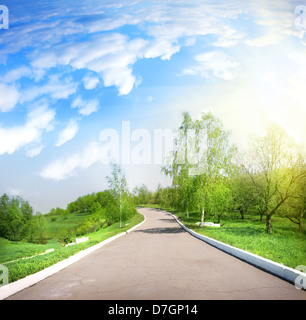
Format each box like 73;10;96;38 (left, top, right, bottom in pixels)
2;212;144;283
175;211;305;269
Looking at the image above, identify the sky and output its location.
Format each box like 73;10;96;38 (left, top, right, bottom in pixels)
0;0;306;213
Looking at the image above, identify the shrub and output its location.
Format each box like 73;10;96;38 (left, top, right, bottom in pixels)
56;229;74;247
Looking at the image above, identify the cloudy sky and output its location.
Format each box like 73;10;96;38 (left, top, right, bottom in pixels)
0;0;305;213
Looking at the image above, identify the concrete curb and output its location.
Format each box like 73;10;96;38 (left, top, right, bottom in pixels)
0;214;146;300
167;211;306;288
126;213;146;233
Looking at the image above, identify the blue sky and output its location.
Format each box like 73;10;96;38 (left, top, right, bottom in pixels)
0;0;306;213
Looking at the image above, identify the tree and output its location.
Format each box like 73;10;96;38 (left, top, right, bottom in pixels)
240;125;306;234
26;213;47;244
132;184;152;205
162;112;236;224
106;164;133;228
96;190;115;208
89;201;102;214
231;171;258;219
206;178;232;223
162;112;203;218
0;194;35;241
0;193;10;237
279;168;305;232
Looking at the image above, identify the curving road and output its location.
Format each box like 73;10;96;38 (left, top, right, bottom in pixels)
7;208;306;300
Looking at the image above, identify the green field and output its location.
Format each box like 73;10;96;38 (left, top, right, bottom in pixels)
174;210;306;269
0;211;93;265
0;211;144;283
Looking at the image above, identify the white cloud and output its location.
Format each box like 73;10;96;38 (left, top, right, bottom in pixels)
71;96;99;116
287;51;306;66
30;34;147;96
0;105;55;155
182;51;237;80
143;38;180;60
83;74;100;90
2;66;33;83
0;83;20;112
26;145;44;157
212;26;244;48
55;119;79;147
245;32;283;47
6;187;22;197
17;2;248;97
40;141;108;180
20;75;78;103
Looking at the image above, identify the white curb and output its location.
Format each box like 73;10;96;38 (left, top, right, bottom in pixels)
0;214;146;300
168;211;306;288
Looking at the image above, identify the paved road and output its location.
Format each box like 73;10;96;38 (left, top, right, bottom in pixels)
7;208;306;300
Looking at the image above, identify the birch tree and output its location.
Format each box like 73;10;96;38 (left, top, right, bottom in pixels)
162;111;236;224
106;164;130;228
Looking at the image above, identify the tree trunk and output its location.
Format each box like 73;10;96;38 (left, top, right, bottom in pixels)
119;198;122;228
266;214;272;234
187;208;189;218
217;214;221;224
239;206;245;220
200;207;205;226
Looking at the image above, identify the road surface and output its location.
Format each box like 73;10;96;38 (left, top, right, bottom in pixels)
7;208;306;300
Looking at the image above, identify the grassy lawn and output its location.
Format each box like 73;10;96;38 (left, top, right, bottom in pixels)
0;237;60;264
174;210;306;270
45;211;91;236
1;211;144;283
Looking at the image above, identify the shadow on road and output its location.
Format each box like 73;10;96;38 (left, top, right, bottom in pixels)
158;218;177;223
134;227;185;234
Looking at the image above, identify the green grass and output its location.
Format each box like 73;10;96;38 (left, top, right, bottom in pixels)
0;211;92;265
1;211;144;283
45;211;91;236
174;210;306;269
0;237;60;264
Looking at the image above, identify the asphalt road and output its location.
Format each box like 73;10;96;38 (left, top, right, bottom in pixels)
7;208;306;300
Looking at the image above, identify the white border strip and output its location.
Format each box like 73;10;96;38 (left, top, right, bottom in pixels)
167;211;306;287
126;214;146;233
0;213;146;300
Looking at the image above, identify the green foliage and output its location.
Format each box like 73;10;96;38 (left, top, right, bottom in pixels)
206;178;232;223
3;212;144;283
231;172;259;219
162;111;237;223
0;194;36;241
132;184;153;205
56;228;74;247
240;125;306;233
106;164;135;227
76;211;106;236
25;214;48;244
175;210;305;269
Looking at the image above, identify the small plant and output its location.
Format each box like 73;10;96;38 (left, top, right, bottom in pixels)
57;229;74;247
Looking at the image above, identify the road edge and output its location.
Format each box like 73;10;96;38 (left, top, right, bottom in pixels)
165;210;305;288
0;213;146;300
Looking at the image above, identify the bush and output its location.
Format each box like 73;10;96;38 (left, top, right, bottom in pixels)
56;229;74;247
76;212;106;236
